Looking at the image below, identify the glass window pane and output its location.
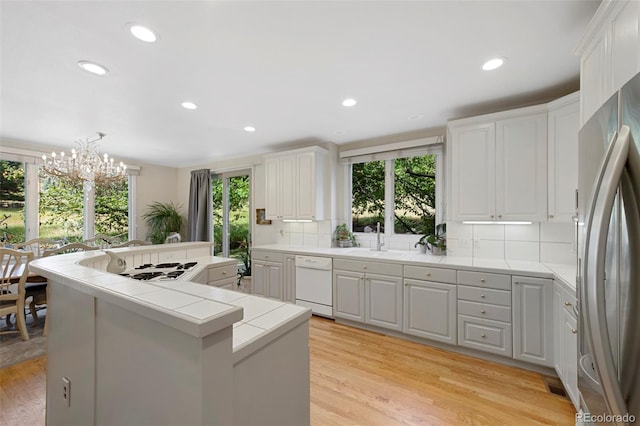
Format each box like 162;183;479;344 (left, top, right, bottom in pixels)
228;175;250;272
95;179;129;241
0;160;26;244
39;175;83;242
212;178;223;256
351;160;385;232
393;155;436;235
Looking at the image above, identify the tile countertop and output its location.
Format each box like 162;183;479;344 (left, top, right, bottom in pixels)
251;244;577;291
30;246;311;361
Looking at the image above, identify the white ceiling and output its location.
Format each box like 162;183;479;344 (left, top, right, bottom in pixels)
1;1;600;168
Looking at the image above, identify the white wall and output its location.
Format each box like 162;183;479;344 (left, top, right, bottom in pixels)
134;163;179;241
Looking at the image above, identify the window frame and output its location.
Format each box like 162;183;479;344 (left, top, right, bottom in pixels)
1;148;136;242
344;145;444;238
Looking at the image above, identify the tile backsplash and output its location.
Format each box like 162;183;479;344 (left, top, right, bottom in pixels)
446;221;576;264
268;220;577;266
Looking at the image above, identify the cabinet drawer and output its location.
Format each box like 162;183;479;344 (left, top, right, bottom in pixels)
457;270;511;290
208;264;237;283
556;281;577;319
457;300;511;323
333;259;402;276
251;250;285;263
458;315;512;357
211;276;237;289
457;285;511;306
403;265;456;284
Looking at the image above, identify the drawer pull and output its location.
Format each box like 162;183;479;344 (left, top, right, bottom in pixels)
481;333;486;338
480;294;486;298
222;271;227;275
571;328;577;334
480;310;486;314
480;278;486;283
363;266;367;270
426;272;431;276
564;301;572;307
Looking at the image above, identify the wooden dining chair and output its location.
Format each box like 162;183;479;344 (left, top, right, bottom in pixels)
14;238;62;258
25;242;100;335
0;248;34;341
111;239;151;248
13;238;60;328
83;234;122;249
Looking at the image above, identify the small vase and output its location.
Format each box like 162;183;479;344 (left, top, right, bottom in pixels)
418;244;427;254
431;246;446;256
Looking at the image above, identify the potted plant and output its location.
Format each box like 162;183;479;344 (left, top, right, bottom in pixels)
334;223;357;248
414;235;429;254
237;243;251;293
421;223;447;255
142;202;185;244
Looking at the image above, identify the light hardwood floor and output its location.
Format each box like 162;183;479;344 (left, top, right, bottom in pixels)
0;316;575;425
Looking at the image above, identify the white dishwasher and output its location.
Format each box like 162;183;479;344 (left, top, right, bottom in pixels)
295;255;333;318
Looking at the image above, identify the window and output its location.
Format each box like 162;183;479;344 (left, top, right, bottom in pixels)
347;143;443;238
0;160;25;244
1;150;134;243
212;170;250;267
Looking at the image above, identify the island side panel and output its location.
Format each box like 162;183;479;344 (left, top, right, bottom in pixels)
46;279;96;426
233;322;310;426
94;300;234;426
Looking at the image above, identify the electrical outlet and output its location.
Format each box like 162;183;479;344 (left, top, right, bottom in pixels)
62;377;71;407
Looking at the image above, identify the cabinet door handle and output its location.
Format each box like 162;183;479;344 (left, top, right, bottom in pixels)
498;215;502;219
480;278;485;283
571;328;577;334
363;266;367;270
564;301;572;307
481;333;486;338
549;214;555;219
426;272;431;276
480;309;486;314
480;294;486;298
222;271;227;275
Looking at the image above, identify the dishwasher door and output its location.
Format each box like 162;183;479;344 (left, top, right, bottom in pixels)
295;255;333;317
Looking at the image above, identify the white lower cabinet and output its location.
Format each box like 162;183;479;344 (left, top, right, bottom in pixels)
252;251;284;301
512;276;553;367
403;279;457;344
365;273;403;331
553;280;579;409
192;261;238;289
284;255;296;304
333;259;402;331
456;270;513;357
333;270;365;322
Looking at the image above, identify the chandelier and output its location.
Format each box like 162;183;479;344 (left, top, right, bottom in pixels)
41;133;126;184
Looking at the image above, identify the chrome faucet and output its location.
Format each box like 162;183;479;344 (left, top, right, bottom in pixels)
375;222;385;251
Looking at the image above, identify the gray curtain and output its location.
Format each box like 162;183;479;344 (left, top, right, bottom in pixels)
188;169;212;242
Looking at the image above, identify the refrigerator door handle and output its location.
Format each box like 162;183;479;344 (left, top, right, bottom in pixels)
583;125;631;421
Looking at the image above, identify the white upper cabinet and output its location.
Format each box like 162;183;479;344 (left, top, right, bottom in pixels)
448;105;547;222
449;122;496;220
547;93;580;222
495;112;547;222
576;0;640;124
264;146;327;220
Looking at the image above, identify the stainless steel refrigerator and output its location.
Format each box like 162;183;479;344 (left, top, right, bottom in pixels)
577;71;640;425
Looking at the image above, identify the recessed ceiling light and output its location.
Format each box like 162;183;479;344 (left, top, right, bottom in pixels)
244;126;256;132
408;114;424;120
482;57;505;71
77;61;109;76
129;24;158;43
181;101;197;110
342;98;357;107
335;130;346;135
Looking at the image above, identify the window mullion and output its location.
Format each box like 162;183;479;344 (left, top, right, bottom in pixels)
385;159;394;235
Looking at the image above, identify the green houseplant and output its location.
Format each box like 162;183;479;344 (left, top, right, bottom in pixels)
418;223;446;255
334;223;357;248
142;202;185;244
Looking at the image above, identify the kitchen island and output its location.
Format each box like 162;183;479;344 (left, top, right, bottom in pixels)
30;242;311;426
